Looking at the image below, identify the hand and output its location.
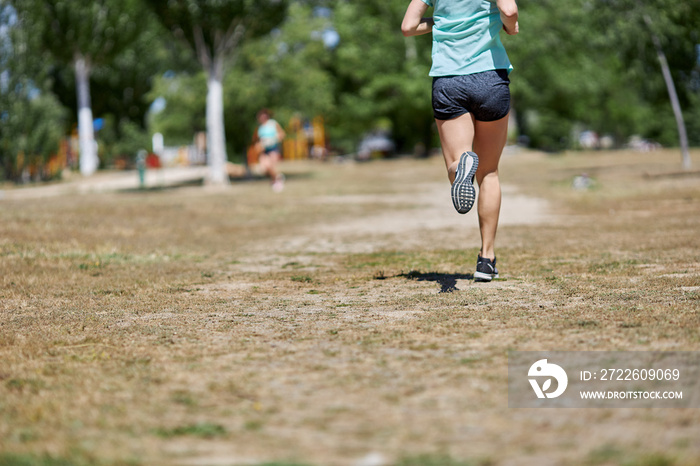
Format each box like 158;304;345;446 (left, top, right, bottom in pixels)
503;22;519;35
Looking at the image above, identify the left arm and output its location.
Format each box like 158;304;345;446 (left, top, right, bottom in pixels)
497;0;519;35
402;0;433;37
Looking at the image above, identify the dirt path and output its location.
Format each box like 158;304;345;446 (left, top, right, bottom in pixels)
248;152;555;258
0;165;210;200
265;183;552;255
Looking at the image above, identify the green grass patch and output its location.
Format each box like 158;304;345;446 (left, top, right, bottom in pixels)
152;422;227;439
0;453;95;466
395;454;491;466
291;275;314;283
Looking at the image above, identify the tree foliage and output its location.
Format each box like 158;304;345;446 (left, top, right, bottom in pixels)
509;0;700;151
0;3;67;181
1;0;699;182
144;0;288;71
147;72;208;146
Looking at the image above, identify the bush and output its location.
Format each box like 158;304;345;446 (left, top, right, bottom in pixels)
0;88;67;182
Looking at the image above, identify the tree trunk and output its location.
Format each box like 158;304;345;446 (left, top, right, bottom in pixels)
644;15;691;170
74;54;98;176
205;55;229;185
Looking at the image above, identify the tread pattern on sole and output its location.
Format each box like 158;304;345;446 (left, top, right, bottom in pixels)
451;152;478;214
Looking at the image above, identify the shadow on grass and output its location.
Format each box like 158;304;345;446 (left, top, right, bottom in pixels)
229;170;315;184
397;270;473;293
119;178;204;193
118;170;315;193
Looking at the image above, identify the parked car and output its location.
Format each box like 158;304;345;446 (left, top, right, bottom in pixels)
357;131;396;160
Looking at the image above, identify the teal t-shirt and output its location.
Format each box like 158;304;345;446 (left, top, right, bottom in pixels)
258;119;280;149
421;0;512;77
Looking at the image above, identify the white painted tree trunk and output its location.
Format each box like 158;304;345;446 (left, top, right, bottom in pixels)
74;55;98;176
205;56;229;185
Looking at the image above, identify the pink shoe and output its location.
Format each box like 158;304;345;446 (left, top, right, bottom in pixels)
271;174;285;192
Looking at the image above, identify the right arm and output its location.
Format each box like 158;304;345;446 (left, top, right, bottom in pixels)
497;0;519;35
275;121;286;142
401;0;433;37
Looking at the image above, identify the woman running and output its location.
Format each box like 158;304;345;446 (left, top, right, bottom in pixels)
402;0;519;281
254;108;286;192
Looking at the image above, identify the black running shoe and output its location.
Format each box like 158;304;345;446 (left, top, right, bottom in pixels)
451;151;478;214
475;255;499;282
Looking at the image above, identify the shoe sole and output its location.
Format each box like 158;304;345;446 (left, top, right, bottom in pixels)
451;152;478;214
474;271;499;282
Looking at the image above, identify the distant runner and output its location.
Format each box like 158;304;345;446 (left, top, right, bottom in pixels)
254;108;286;192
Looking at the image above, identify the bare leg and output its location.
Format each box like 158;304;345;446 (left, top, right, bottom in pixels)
266;151;284;192
436;112;509;261
473;113;509;260
258;153;280;181
435;113;475;183
268;151;282;182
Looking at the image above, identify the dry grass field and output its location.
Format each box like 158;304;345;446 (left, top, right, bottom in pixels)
1;148;699;466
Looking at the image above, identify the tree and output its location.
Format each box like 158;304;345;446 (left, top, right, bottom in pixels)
509;0;699;156
46;16;189;168
144;0;288;185
10;0;149;176
596;0;699;168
